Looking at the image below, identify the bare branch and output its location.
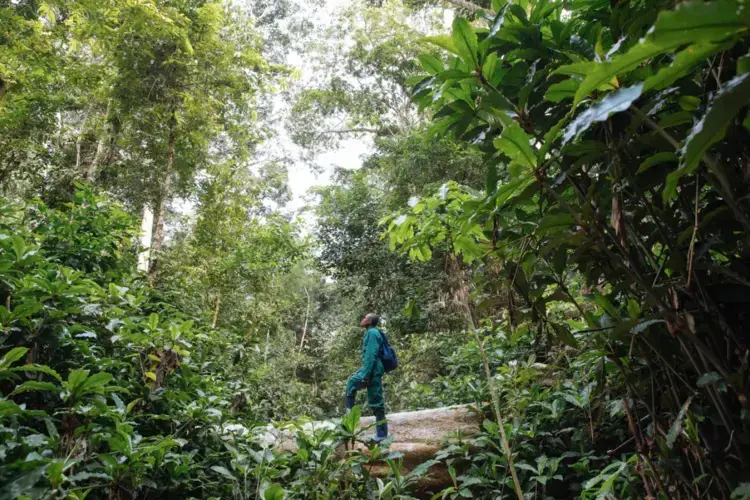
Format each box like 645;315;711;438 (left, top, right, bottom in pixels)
321;127;380;135
443;0;494;15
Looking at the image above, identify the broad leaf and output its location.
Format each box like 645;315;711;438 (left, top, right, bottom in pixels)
211;465;236;480
0;347;28;370
644;41;732;92
452;18;479;68
12;364;62;382
10;381;59;396
564;83;643;144
488;4;508;37
11;235;26;261
573;1;746;107
421;35;459;55
666;73;750;199
80;372;114;394
418;54;444;75
545;78;580;103
551;323;578;348
264;484;285;500
667;396;693;448
66;369;90;391
493;124;536;169
637;152;677;174
697;372;722;387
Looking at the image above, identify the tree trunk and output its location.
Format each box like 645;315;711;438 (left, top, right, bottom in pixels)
212;293;221;328
137;205;154;273
75;139;82;171
87;100;111;181
148;112;176;283
298;287;311;352
0;77;7;105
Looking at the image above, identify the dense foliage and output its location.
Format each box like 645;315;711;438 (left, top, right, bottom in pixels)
4;0;750;498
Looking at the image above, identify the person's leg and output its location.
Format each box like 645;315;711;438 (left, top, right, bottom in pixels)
366;376;387;441
345;372;364;410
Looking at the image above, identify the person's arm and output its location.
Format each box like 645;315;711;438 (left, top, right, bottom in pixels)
360;329;380;383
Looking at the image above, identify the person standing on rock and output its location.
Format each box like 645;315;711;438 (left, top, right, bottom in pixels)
345;313;388;442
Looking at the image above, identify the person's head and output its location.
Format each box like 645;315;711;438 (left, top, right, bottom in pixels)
360;313;379;328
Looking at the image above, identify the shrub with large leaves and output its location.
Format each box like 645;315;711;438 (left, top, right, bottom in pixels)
404;0;750;497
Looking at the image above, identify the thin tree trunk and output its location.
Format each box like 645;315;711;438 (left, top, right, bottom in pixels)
87;100;111;181
148;111;176;283
450;256;524;500
212;293;221;329
75;140;82;171
298;287;311;352
137;205;154;273
264;329;270;364
0;78;7;104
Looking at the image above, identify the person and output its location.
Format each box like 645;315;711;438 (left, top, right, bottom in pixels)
345;313;388;442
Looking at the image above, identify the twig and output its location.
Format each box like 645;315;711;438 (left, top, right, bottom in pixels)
686;179;699;288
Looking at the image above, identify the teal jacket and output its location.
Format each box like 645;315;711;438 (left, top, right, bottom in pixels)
360;327;384;380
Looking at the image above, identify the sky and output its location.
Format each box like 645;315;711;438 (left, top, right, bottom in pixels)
259;0;374;221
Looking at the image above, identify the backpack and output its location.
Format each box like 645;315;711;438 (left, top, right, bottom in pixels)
378;330;398;373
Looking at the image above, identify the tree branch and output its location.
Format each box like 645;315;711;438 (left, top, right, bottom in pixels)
321;127;380;135
443;0;494;15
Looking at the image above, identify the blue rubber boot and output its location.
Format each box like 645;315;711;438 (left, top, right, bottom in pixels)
345;394;356;411
374;409;388;443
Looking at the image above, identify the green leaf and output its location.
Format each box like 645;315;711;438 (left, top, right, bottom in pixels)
537;114;569;162
667;396;693;449
409;459;440;479
593;291;620;320
10;301;43;320
341;405;361;432
421;35;459;56
418;54;444;75
739;55;750;75
47;461;64;489
482;52;500;85
637;152;677;174
10;381;59;396
211;465;236;480
626;300;640;319
666;74;750;200
0;467;46;499
644;41;732;92
264;484;285;500
452;18;479;68
493;124;536;169
488;4;508;37
697;372;721;387
731;483;750;500
551;323;578;348
537;213;576;231
545;79;580;103
80;372;114;394
148;313;159;330
66;369;90;391
485;164;499;196
564;83;643;144
0;347;28;370
11;235;26;261
572;1;746;108
678;95;701;111
12;364;62;382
